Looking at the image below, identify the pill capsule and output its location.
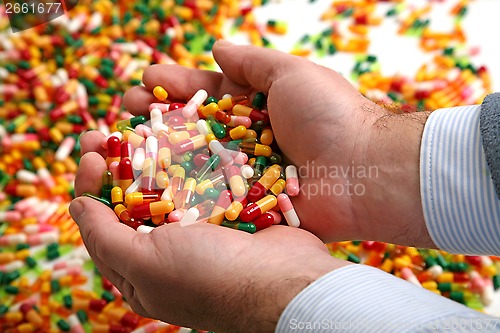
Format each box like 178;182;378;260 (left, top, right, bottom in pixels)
221;221;256;234
232;104;270;123
118;158;134;192
253;212;275;231
172;134;207;155
217;95;248;110
201;102;219;117
215;110;231;124
225;165;247;198
132;147;145;171
116;115;147;132
179;207;200;227
270;179;286;196
123;130;145;149
114;205;141;230
177;177;196;210
182;89;208;118
228;115;252;128
209;140;234;168
239;142;272;157
206;115;226;139
196;154;221;182
4;184;37;197
153;86;168;101
208;190;233;225
131;201;175;219
125;192;159;206
101;170;113;201
55;136;76;161
285;165;300;196
225;196;248;221
277;193;300;227
170;167;186;196
141;157;156;192
401;267;422;286
229;125;247;140
195;170;225;195
20;303;44;328
259;126;274;145
109;161;120;187
111;187;124;205
155;170;169;189
247;165;281;202
240;195;277;222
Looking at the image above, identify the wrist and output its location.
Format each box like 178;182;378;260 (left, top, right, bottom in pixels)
354;110;436;247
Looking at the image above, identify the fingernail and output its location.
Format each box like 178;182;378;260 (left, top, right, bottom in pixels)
69;199;85;225
215;39;233;47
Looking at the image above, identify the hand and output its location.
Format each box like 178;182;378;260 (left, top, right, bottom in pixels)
123;40;435;248
70;131;349;333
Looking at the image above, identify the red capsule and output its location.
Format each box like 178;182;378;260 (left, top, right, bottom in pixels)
106;136;121;167
253;212;275;231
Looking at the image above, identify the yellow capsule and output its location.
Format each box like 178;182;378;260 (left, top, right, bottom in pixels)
205;133;217;144
153;86;168;101
243;129;257;140
111;187;124;204
156;170;169;189
422;281;438;290
380;258;393;273
49;128;64;144
229;125;247;140
260;127;274;145
201;102;219;117
269;179;286;196
5;311;23;324
437;272;454;283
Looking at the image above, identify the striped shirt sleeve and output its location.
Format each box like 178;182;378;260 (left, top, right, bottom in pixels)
276;264;499;333
420;105;500;255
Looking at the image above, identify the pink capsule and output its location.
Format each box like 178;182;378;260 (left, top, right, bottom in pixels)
277;194;300;227
27;231;59;246
23;224;55;234
228;116;252;128
401;267;422;286
285;165;300;196
0;210;22;223
182;89;208;118
149;103;171;112
55;136;76;161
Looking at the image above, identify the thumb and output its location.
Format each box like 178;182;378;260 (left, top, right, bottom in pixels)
69;197;142;276
212;40;307;92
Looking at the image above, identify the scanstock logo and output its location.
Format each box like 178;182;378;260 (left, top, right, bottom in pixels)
3;0;78;32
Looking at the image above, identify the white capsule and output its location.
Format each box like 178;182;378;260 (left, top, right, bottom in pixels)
0;233;27;246
277;194;300;228
209;140;233;167
196;119;211;136
182;89;208;119
86;12;103;32
37;167;56;189
0;260;24;273
132;148;146;171
427;265;443;278
240;164;254;179
55;136;76;161
179;208;200;227
137;225;155;234
125;175;142;195
145;136;158;158
150;108;163;134
161;186;174;201
152;122;169;135
16;169;39;184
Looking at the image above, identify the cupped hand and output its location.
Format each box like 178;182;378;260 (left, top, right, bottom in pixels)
70;131;349;333
123;41;401;244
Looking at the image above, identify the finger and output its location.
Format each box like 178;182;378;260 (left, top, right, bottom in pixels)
69;197;149;279
212;40;307;92
142;64;250;101
74;152;107;197
79;131;106;157
123;86;157;116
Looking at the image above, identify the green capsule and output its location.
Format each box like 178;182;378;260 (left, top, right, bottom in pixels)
252;92;266;109
5;270;20;284
51;280;61;293
196;155;221;182
57;319;71;331
25;256;37;268
450;291;465;304
203;188;220;201
435;254;448;269
0;304;9;315
447;262;468;272
116;115;147;132
493;275;500;290
206;96;218;104
102;290;115;303
206;115;226;139
347;253;361;264
82;193;112;208
63;294;73;309
5;285;19;294
221;221;256;234
77;309;88;323
180;161;195;173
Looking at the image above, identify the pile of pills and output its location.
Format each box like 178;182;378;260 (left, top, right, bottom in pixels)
0;0;498;331
94;87;301;234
